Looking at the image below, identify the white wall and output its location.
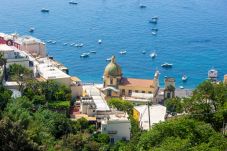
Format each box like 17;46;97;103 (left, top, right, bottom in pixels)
101;120;131;143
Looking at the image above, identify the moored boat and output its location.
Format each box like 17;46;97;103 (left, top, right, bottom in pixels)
182;74;188;81
119;50;127;54
41;8;49;13
106;58;111;61
29;27;35;33
80;53;90;58
90;50;96;53
140;5;146;8
150;51;157;58
161;63;173;68
98;39;102;44
69;1;78;4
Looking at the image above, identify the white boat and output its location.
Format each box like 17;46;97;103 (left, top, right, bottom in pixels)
208;68;218;79
106;58;111;61
75;43;84;47
152;31;157;35
182;74;188;81
161;63;173;68
180;86;184;89
70;43;75;46
51;41;56;44
29;27;35;33
47;40;52;43
90;50;96;53
63;43;68;46
41;8;49;13
80;53;90;58
119;50;127;54
150;51;157;58
69;1;78;4
98;39;102;44
149;16;158;24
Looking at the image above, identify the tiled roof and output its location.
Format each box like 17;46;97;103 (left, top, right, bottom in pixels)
120;77;155;88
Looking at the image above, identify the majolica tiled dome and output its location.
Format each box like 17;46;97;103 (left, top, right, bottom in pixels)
104;56;122;77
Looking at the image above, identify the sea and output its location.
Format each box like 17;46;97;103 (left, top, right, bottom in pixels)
1;0;227;88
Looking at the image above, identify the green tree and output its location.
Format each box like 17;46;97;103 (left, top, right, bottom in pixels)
108;98;134;115
0;85;12;111
136;117;227;151
0;118;38;151
8;64;33;92
165;97;184;114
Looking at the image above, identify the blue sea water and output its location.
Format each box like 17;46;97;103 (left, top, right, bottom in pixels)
1;0;227;88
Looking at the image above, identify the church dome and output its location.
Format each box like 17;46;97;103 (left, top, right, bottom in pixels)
104;56;122;77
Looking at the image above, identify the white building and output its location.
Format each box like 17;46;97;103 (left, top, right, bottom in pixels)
101;112;131;143
81;85;110;120
133;104;166;130
0;33;47;57
0;44;29;68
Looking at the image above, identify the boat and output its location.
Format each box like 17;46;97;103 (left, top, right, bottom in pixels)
69;1;78;4
150;51;157;58
179;86;184;89
90;50;96;53
152;28;158;31
182;74;188;81
63;43;68;46
119;50;127;54
106;58;111;61
80;53;90;58
41;8;49;13
70;43;75;46
140;5;146;8
208;68;218;80
75;43;84;47
161;63;173;68
29;27;35;33
152;16;159;20
47;40;52;43
98;39;102;44
152;31;157;35
142;51;146;54
149;16;158;24
51;41;56;44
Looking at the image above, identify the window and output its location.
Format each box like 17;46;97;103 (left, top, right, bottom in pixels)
142;91;145;93
122;89;125;95
110;138;115;143
148;91;152;94
110;78;113;85
167;92;171;98
128;90;132;96
135;90;139;93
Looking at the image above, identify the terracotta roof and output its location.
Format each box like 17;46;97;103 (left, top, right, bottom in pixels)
120;77;155;88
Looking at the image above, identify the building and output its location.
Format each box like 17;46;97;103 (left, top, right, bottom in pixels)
0;44;30;68
133;104;166;130
164;77;175;99
101;112;131;143
102;56;159;102
79;85;110;120
0;33;46;57
224;75;227;84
